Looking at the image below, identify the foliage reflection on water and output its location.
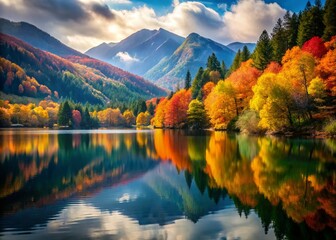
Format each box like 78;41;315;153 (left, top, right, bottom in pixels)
0;129;335;239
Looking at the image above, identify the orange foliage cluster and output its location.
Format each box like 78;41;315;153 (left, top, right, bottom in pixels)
0;57;52;97
152;89;191;128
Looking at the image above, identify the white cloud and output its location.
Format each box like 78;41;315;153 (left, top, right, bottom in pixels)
172;0;180;7
0;0;286;52
116;52;140;62
109;0;132;4
223;0;286;42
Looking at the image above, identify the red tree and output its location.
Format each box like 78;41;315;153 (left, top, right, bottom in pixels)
72;110;82;128
302;37;327;58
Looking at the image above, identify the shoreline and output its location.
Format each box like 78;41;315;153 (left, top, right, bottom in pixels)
1;126;335;139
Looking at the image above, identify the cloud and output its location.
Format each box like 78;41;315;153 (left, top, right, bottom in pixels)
172;0;180;7
116;52;140;62
223;0;286;42
26;0;88;22
109;0;132;4
91;3;115;19
0;0;286;52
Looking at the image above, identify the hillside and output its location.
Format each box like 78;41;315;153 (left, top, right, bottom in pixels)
0;34;166;105
85;28;185;75
0;18;84;57
144;33;236;90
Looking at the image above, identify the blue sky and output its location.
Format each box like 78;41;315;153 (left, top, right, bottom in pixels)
0;0;327;51
109;0;326;14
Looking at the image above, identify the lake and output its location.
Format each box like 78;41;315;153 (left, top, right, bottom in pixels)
0;129;335;240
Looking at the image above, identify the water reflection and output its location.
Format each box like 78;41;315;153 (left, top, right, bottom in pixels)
0;129;335;239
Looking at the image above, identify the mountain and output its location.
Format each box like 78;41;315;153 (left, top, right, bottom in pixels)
0;18;84;57
144;33;236;90
226;42;256;53
85;42;117;59
0;33;166;105
85;28;185;75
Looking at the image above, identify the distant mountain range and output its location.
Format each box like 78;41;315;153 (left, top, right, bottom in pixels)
1;17;256;96
0;19;166;104
86;29;255;90
85;28;185;76
144;33;236;90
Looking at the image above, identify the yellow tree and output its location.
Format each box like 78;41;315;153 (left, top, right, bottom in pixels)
136;111;151;127
204;80;237;129
152;98;168;128
123;110;135;127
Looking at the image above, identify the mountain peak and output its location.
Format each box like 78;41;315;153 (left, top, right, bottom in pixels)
186;32;201;40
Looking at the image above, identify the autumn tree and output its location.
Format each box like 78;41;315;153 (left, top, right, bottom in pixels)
152;98;168;128
253;30;273;70
226;59;261;113
302;36;327;58
316;43;336;96
136;111;151;127
123;109;135;127
308;77;327;103
281;46;316;120
250;73;293;131
202;82;215;100
204;80;237;129
72;110;82;128
164;89;191;128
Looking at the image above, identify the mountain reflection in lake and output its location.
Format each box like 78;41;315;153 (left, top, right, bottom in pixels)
0;129;335;240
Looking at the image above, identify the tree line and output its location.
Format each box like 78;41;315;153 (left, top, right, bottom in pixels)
152;0;336;134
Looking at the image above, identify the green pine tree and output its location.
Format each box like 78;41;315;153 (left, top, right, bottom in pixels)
284;11;300;48
207;53;221;72
253;30;273;70
191;67;205;99
240;46;251;62
323;0;336;40
221;60;228;78
297;0;325;46
271;18;288;63
185;70;192;90
228;49;242;75
58;101;72;127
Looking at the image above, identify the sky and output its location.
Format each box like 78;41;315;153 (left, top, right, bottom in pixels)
0;0;326;52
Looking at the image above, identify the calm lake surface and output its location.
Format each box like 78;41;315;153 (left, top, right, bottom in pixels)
0;129;335;240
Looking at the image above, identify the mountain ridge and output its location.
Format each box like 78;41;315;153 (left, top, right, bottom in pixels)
144;32;236;90
0;33;166;104
0;17;84;57
85;28;185;76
